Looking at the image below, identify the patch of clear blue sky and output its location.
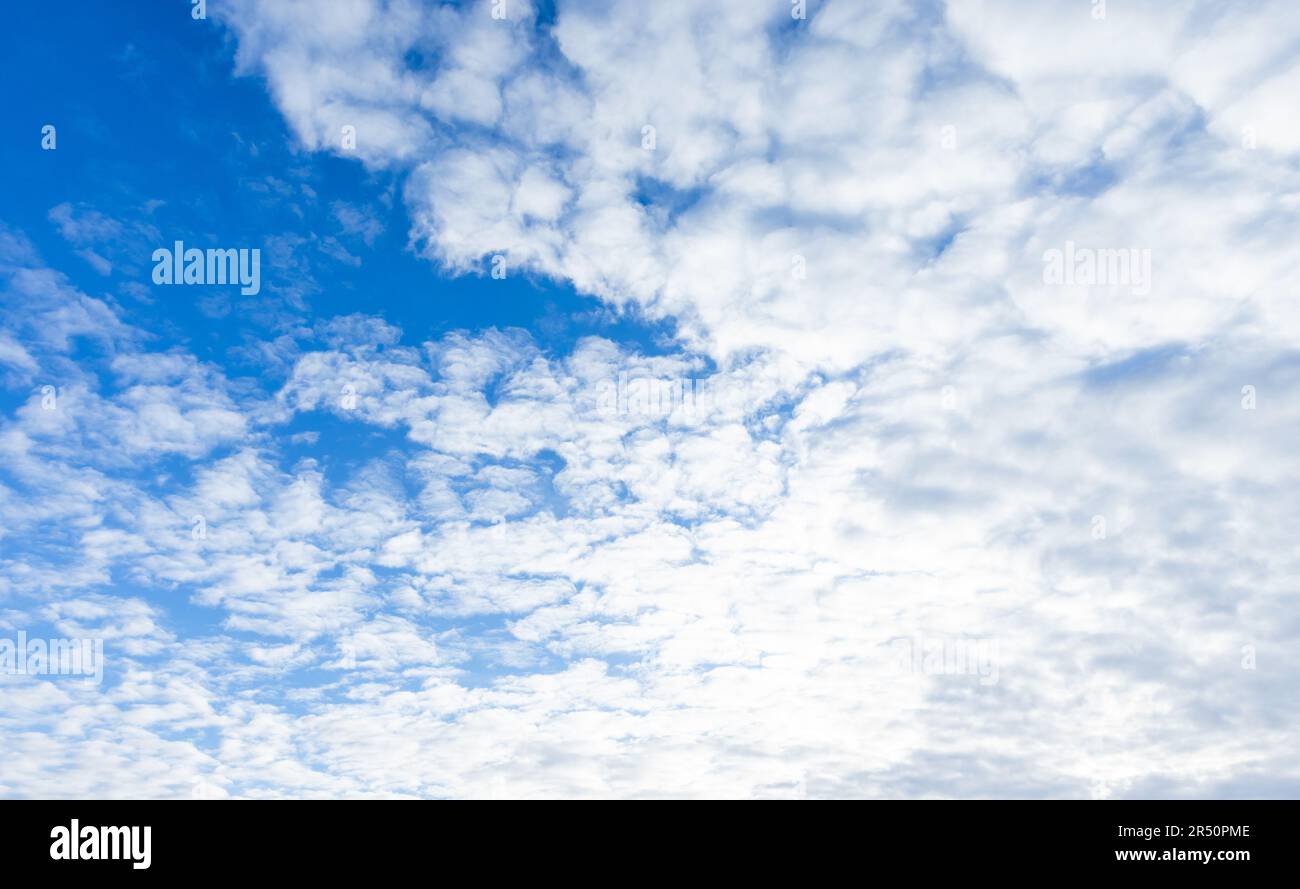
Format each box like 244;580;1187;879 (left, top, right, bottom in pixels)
0;1;681;398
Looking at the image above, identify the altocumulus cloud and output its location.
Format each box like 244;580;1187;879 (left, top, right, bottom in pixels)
0;0;1298;798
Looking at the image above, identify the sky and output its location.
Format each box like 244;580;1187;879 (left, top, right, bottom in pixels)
0;0;1298;799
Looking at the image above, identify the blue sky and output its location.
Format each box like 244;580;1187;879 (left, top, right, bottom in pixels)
1;0;1299;799
0;1;672;365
